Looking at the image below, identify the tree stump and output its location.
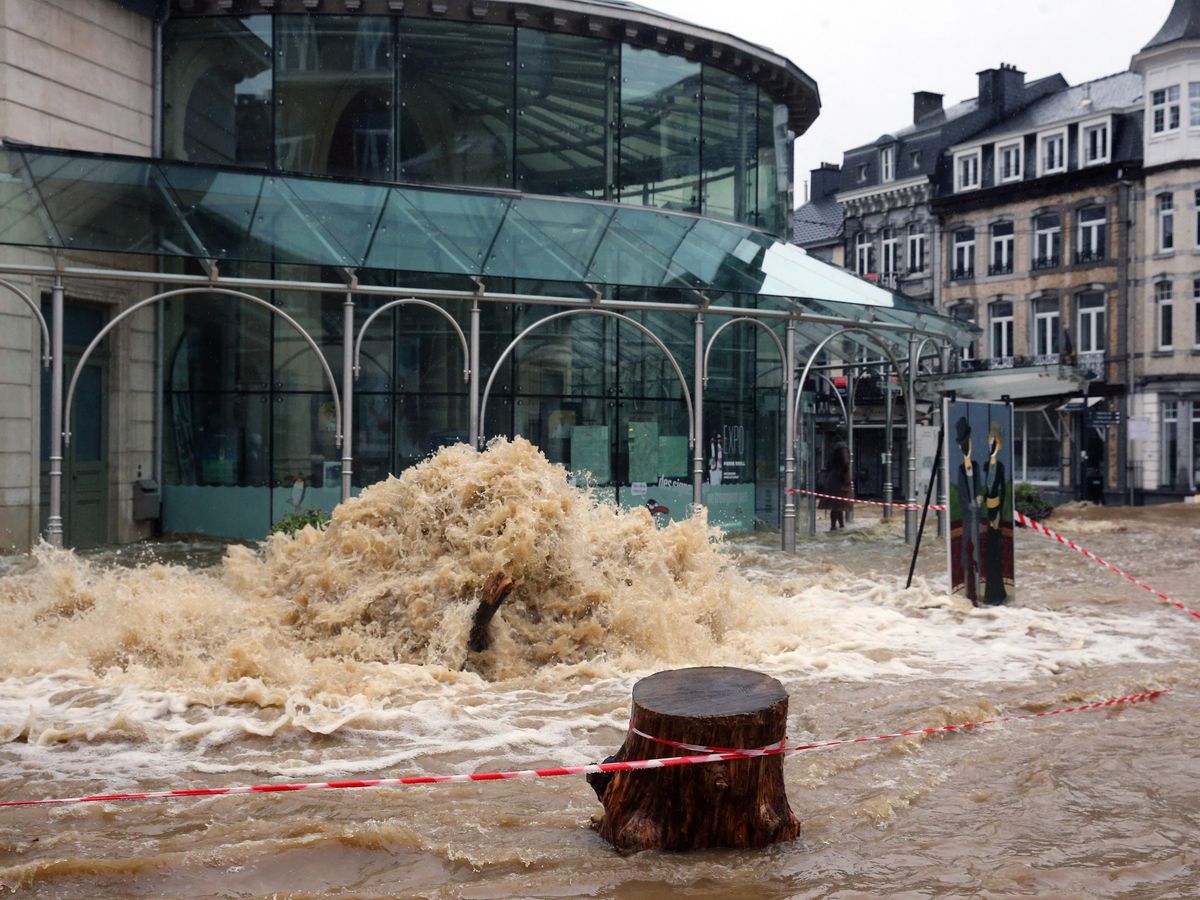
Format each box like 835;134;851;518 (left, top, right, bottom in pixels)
590;666;800;852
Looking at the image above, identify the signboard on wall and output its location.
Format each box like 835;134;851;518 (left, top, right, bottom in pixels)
944;398;1015;607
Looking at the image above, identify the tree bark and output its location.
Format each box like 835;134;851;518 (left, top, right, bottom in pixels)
468;572;513;653
590;666;800;852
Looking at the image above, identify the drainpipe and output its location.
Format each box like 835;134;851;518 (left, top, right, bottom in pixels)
469;299;481;448
1118;176;1135;506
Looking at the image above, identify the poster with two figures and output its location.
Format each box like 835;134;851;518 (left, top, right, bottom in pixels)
944;398;1014;606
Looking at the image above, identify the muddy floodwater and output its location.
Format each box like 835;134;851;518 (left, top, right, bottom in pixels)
1;439;1198;898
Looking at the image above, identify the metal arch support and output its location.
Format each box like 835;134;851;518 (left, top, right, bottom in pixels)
786;327;910;550
0;277;51;368
812;371;849;429
353;297;470;384
479;307;695;452
701;316;785;387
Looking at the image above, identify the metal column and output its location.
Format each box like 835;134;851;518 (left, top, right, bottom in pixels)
783;320;796;552
691;312;704;516
846;358;857;524
937;345;951;538
883;364;894;520
905;333;918;543
46;276;64;548
469;299;480;448
340;292;354;502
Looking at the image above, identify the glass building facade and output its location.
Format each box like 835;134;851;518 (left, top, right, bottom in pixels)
161;14;792;234
152;8;798;537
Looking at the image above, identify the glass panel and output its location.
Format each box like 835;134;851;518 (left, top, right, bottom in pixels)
399;20;514;189
393;392;470;470
272;392;343;490
26;155;202;256
163;16;273;168
485;195;612;282
284;177;390;266
756;93;789;236
619;46;700;213
165;291;272;392
366;187;509;273
164;391;270;486
275;15;394;180
0;150;57;248
513;307;611;398
516;30;615;198
702;66;757;224
272;280;344;392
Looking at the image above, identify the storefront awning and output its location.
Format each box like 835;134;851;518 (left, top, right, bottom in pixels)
0;143;972;351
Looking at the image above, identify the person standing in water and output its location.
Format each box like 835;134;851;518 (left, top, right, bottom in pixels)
982;421;1008;605
955;417;982;604
824;430;852;531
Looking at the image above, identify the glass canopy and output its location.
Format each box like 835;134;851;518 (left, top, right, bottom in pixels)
0;145;973;349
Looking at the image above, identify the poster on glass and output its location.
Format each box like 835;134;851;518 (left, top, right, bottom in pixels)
944;398;1014;606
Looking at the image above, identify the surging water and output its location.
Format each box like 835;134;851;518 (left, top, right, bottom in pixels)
1;439;1198;898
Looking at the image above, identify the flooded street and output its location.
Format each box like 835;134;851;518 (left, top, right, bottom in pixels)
1;441;1198;898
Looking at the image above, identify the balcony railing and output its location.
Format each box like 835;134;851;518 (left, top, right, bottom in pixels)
1073;248;1106;265
1032;254;1061;270
950;266;975;281
878;272;899;288
987;260;1013;275
957;351;1107;375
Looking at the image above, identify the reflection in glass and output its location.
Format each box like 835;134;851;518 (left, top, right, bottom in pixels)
399;21;514;188
702;67;757;223
275;16;393;179
163;16;273;167
619;46;700;212
164;392;270;486
757;95;789;236
516;30;616;198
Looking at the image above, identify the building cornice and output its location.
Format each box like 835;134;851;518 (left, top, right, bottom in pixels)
836;175;928;211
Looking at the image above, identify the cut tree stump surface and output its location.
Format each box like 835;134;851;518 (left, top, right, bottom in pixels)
591;666;800;852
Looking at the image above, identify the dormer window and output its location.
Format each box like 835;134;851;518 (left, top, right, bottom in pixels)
996;140;1022;183
1080;117;1110;166
955;149;981;192
880;146;894;183
857;163;868;183
910;150;921;170
1038;129;1066;175
1152;85;1181;134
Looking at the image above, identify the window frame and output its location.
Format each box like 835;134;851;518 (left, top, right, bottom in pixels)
1033;213;1062;269
1194;278;1200;349
1076;206;1106;263
1037;128;1067;176
881;227;899;280
1152;85;1182;135
989;300;1014;360
989;221;1014;275
1077;290;1106;355
951;303;976;361
906;224;926;273
1079;116;1111;167
854;231;873;275
880;146;894;183
1033;298;1061;358
952;227;976;279
996;139;1023;183
1156;280;1174;350
954;148;981;192
1158;193;1175;253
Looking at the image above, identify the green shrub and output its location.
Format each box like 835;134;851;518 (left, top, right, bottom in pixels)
270;508;329;536
1014;483;1053;521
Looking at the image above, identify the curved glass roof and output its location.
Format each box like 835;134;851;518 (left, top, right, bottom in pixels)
0;145;973;350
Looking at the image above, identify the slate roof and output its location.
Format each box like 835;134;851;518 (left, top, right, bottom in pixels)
792;198;844;247
959;71;1143;145
1142;0;1200;51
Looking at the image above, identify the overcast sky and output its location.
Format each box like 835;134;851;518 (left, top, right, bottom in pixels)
642;0;1174;205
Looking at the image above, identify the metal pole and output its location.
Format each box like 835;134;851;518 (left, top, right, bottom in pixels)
905;332;918;543
937;346;951;538
846;356;857;524
691;312;704;517
783;320;796;551
46;275;64;548
883;362;894;520
341;292;354;503
470;299;481;448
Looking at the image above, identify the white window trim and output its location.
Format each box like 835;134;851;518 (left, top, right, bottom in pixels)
1151;84;1182;136
954;148;981;192
906;228;926;273
1077;293;1105;354
995;140;1023;184
880;146;894;183
1078;116;1111;167
1193;280;1200;348
1034;308;1060;356
1037;128;1067;177
1156;282;1174;350
1158;194;1175;253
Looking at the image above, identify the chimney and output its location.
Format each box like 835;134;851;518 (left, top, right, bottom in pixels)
913;91;944;124
809;162;841;200
977;63;1026;116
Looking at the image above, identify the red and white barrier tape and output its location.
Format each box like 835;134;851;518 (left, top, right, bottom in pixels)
1015;511;1200;621
0;689;1167;809
786;488;945;511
